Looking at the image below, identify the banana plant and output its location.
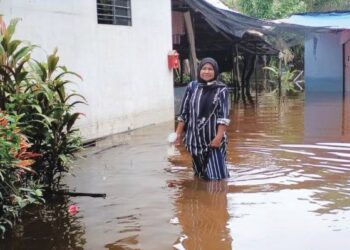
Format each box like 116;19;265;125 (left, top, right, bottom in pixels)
263;65;303;96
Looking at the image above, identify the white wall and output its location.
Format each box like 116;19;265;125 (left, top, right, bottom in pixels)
0;0;174;140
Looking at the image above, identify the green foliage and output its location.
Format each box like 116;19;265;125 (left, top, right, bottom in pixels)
272;0;307;18
219;72;234;85
174;69;191;85
0;18;85;190
235;0;306;19
0;113;43;238
221;0;350;18
263;64;303;96
304;0;350;12
23;50;85;190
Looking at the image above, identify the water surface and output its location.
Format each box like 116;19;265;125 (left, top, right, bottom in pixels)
2;93;350;250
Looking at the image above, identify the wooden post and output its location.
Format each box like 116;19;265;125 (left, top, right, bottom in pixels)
255;54;258;100
184;11;197;80
231;47;237;102
263;55;267;91
235;44;242;91
278;55;282;97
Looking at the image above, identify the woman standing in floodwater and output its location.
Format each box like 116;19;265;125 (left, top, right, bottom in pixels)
175;57;230;180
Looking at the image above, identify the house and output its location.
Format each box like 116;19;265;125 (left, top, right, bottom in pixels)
276;11;350;138
0;0;292;141
0;0;174;141
4;0;346;142
277;11;350;95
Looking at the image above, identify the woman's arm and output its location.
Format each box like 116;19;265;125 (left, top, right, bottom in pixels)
175;82;194;145
210;87;230;148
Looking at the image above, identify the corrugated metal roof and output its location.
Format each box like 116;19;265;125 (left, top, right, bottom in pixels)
275;11;350;30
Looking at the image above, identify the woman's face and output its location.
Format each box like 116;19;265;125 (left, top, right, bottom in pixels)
199;63;215;82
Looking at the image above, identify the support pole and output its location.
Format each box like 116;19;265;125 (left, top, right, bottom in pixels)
278;55;282;97
184;11;197;80
235;44;242;88
255;54;258;101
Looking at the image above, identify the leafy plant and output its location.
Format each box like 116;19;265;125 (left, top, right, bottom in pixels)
263;64;303;96
0;18;86;190
24;50;85;190
0;18;34;110
174;69;191;85
0;113;43;238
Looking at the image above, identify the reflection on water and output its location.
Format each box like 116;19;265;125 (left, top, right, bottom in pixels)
305;92;350;140
2;93;350;250
170;93;350;249
0;195;86;250
173;179;232;250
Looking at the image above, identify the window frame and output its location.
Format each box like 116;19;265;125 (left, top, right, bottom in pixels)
97;0;132;26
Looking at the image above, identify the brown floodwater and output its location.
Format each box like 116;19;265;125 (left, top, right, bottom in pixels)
2;93;350;250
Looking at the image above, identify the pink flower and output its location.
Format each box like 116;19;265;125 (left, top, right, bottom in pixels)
68;204;78;215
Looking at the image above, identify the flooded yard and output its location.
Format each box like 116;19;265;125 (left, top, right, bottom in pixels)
2;93;350;250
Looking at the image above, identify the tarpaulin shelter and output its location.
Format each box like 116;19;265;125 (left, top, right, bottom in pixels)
171;0;324;75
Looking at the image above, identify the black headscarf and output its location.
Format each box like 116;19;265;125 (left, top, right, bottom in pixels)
197;58;221;121
197;57;219;83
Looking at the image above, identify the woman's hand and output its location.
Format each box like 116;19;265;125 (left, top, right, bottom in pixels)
175;132;182;146
210;124;227;148
210;136;222;148
175;121;185;146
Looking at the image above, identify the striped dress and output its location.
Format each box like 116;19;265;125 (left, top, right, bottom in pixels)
178;81;230;180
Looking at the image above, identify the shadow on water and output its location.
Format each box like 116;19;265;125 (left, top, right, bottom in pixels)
2;92;350;250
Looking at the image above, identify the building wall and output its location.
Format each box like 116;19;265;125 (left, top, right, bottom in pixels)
304;32;343;93
0;0;174;140
304;31;350;138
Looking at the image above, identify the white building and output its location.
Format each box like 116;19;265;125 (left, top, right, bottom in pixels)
0;0;174;140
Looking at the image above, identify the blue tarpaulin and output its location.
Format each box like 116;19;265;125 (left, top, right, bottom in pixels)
276;11;350;30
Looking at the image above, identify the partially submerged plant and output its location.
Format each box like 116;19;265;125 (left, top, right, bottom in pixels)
263;65;303;95
0;113;43;237
263;50;304;96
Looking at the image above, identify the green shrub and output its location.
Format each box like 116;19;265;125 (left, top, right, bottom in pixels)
0;18;85;190
263;65;303;96
0;112;43;238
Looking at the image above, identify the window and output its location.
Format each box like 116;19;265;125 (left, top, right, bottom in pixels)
97;0;132;26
